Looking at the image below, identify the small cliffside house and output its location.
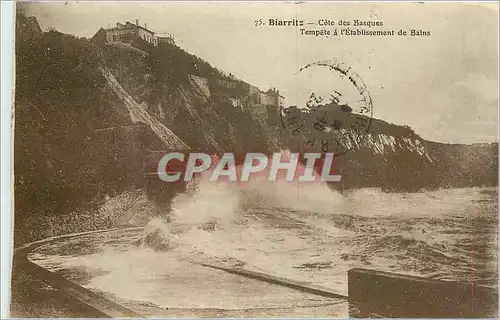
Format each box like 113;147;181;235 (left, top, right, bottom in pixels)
247;85;284;108
92;20;158;47
246;86;285;122
157;35;175;45
259;88;285;108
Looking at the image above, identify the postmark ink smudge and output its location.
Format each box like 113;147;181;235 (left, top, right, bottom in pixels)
280;59;374;156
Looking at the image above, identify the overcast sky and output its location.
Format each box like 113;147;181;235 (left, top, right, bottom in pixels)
21;1;498;144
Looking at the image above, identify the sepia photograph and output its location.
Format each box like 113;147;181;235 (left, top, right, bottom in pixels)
6;1;499;318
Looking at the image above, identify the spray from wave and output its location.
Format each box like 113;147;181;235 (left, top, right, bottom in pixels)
142;150;345;253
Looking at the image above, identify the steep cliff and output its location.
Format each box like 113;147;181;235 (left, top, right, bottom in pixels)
13;14;277;243
280;104;498;191
14;15;164;243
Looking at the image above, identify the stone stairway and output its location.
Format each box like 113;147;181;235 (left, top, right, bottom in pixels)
99;66;190;151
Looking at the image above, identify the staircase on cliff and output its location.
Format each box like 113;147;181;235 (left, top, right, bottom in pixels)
99;66;190;151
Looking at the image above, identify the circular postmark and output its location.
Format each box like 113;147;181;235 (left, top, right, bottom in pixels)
280;59;373;156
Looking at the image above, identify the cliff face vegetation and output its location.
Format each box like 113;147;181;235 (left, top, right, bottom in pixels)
14;12;497;244
15;14;157;243
14;13;275;243
100;37;278;154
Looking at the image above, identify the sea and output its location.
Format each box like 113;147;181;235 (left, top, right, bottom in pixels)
29;178;498;316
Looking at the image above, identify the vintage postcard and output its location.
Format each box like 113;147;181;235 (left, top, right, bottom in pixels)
8;1;499;318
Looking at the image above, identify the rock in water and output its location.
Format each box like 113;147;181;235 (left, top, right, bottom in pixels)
143;228;173;251
143;219;174;251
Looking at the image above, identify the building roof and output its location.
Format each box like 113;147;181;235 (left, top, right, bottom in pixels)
105;21;155;35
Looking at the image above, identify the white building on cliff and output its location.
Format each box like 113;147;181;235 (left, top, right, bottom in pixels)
92;20;158;47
